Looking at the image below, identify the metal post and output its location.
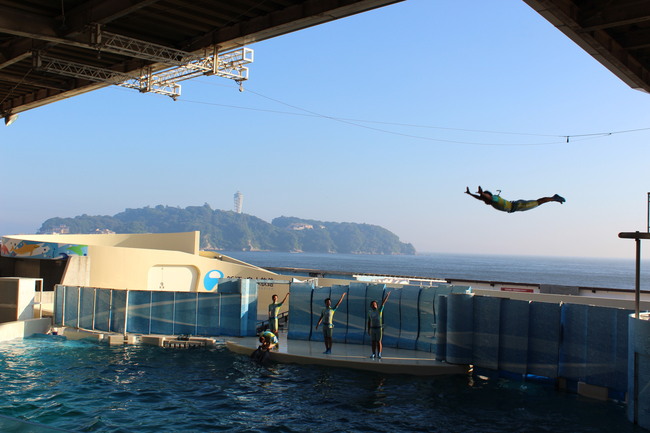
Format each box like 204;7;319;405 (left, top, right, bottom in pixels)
76;286;81;328
108;290;113;332
619;231;650;317
149;291;153;335
124;290;129;336
195;293;199;336
636;235;641;319
61;286;66;326
92;288;96;331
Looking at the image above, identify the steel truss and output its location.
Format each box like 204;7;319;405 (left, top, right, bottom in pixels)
33;24;253;99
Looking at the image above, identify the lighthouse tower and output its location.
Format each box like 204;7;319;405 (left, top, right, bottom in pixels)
234;191;243;213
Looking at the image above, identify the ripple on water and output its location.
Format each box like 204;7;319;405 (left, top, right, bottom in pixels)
0;336;644;432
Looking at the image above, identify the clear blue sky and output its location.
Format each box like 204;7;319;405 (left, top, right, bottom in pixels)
2;0;650;259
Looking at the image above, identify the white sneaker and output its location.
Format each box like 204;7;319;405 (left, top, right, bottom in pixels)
370;354;376;359
377;353;382;359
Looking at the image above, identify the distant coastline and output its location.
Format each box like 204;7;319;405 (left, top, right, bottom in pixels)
36;204;416;255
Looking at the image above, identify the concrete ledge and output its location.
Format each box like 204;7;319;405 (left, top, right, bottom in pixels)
578;382;609;401
0;318;51;342
141;335;166;347
58;328;104;342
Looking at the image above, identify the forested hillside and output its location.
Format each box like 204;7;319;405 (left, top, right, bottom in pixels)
38;204;416;255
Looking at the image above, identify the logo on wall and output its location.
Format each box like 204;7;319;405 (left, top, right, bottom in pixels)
203;270;224;291
1;238;88;259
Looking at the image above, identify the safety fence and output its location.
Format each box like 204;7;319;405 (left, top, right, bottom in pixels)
287;281;470;352
438;293;630;397
54;279;258;337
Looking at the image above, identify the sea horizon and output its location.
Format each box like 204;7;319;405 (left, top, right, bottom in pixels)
221;250;650;291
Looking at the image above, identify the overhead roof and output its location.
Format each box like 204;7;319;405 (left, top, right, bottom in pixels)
524;0;650;93
0;0;402;120
2;0;650;122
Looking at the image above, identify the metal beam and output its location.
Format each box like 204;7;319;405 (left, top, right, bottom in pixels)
523;0;650;92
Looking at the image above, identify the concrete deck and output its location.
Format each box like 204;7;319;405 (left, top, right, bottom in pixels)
227;334;468;376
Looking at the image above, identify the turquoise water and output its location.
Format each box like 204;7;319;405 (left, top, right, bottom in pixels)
0;335;643;432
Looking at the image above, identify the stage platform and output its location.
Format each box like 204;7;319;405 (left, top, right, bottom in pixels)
226;334;468;376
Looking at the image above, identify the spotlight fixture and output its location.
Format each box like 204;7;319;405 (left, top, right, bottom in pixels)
4;113;18;126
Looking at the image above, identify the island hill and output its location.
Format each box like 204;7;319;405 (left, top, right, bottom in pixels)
38;204;416;255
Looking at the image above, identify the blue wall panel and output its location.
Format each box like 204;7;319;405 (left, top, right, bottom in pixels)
381;288;401;348
346;282;368;344
94;289;111;332
54;286;64;326
150;291;174;335
417;287;436;352
219;280;243;337
446;294;473;364
127;290;152;334
110;290;127;334
398;286;420;350
435;295;448;360
63;286;79;328
585;306;616;387
528;302;560;379
613;308;631;392
330;285;348;343
498;299;529;375
219;292;243;336
218;279;258;337
432;285;454;331
241;280;258;337
559;303;588;382
78;287;95;330
472;295;501;371
287;282;313;341
311;287;331;342
628;314;650;428
196;293;221;335
174;292;197;336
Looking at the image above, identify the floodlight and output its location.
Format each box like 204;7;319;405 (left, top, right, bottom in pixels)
4;113;18;126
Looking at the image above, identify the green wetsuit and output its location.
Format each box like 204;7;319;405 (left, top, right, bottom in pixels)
268;301;283;332
320;307;336;338
491;195;539;213
367;305;385;342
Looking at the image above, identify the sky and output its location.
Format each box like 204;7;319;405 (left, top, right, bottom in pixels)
2;0;650;259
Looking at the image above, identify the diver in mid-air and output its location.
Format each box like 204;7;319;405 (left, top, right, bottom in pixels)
465;186;565;213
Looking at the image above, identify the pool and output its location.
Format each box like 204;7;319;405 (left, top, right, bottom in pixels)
0;335;643;432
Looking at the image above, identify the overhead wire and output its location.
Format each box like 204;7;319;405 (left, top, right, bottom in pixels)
181;81;630;146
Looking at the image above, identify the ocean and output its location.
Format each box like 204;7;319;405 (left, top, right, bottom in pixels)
221;251;650;291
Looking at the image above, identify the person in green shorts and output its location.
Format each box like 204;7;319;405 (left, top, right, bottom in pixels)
268;292;289;334
367;290;391;359
465;186;565;213
315;292;347;354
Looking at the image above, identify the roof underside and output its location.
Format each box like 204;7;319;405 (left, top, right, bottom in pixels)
0;0;402;117
2;0;650;120
524;0;650;93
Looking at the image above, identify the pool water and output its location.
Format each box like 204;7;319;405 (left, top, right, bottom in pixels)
0;335;643;432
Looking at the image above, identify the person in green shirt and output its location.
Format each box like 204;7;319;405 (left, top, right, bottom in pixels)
465;186;565;213
315;292;347;354
367;290;391;359
268;293;289;334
